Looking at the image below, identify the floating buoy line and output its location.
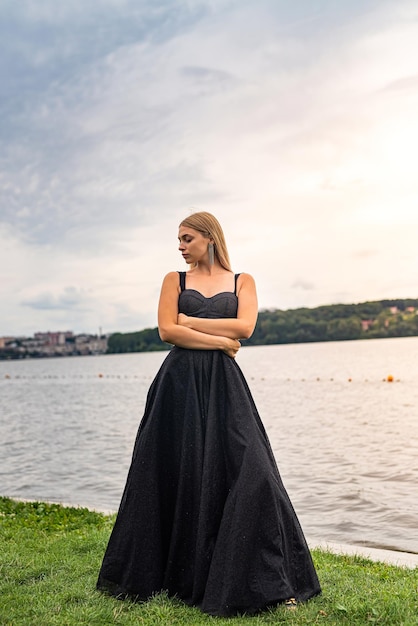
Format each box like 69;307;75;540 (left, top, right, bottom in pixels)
248;375;401;383
2;374;400;383
2;373;153;380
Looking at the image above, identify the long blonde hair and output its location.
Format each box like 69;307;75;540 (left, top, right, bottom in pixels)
179;211;232;271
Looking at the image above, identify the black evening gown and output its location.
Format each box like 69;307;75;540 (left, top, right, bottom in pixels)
97;272;321;616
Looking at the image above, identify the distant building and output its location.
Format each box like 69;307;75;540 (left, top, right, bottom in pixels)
0;336;14;349
0;331;107;359
361;320;374;331
34;331;74;346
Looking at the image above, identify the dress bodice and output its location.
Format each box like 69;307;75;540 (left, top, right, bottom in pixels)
178;290;238;319
178;272;239;319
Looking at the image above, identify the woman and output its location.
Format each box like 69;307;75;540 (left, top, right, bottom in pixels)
97;212;321;616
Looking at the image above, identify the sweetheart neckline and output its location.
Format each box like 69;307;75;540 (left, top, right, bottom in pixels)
180;288;237;300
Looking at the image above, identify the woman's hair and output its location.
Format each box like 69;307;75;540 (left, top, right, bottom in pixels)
179;211;232;271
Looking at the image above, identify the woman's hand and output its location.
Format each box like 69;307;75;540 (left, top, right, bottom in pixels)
222;338;241;358
177;313;190;327
178;312;240;357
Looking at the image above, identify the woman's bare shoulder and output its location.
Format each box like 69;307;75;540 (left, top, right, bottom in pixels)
160;271;182;292
237;272;256;284
162;271;181;281
236;272;256;295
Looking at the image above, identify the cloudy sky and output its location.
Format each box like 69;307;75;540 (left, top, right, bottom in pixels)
1;0;418;337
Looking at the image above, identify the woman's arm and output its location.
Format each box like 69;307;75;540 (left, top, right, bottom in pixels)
158;272;241;357
177;273;258;340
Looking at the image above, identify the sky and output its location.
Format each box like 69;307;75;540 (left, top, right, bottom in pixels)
1;0;418;337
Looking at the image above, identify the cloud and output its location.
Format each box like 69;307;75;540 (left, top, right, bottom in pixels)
291;279;315;292
180;65;238;94
1;0;418;335
21;286;92;311
380;74;418;93
0;0;213;249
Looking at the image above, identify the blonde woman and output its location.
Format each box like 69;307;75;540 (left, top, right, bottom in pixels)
97;212;320;616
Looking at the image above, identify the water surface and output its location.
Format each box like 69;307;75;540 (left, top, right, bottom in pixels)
1;337;417;553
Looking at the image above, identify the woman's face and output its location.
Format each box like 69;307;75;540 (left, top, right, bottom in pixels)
178;226;211;265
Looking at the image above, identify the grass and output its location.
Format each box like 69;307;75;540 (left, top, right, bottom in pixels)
1;497;417;626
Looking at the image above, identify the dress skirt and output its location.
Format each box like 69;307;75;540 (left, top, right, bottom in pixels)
97;347;321;616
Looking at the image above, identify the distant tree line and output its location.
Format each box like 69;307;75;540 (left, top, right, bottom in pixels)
106;298;418;354
244;298;418;345
107;328;169;354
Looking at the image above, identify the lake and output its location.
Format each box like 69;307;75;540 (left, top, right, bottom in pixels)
1;336;417;554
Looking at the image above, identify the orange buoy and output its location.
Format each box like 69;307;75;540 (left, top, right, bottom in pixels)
387;374;394;382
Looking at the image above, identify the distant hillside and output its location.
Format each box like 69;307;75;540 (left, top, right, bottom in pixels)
107;298;418;353
107;327;167;354
245;298;418;346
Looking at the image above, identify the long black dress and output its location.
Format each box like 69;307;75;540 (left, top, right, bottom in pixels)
97;272;321;616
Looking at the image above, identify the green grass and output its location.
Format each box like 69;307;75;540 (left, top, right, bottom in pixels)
1;497;417;625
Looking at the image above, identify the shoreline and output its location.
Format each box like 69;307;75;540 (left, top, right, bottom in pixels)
307;537;418;569
5;496;417;569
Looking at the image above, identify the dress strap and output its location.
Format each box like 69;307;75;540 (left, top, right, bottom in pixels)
234;273;241;295
179;271;239;293
178;271;186;292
